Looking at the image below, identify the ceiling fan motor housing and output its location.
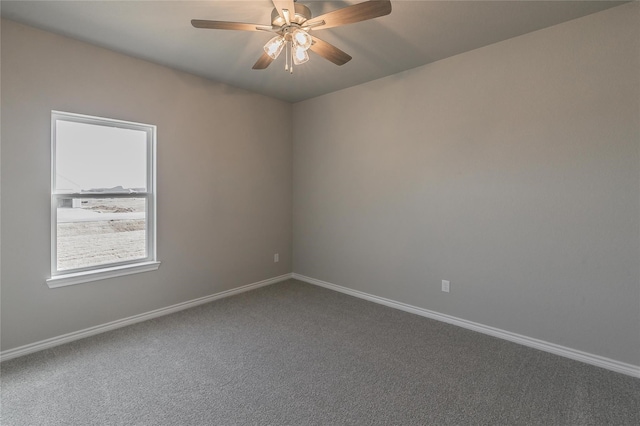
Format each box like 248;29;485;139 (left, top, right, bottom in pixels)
271;3;312;27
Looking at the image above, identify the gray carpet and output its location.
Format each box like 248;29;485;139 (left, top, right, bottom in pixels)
1;279;638;425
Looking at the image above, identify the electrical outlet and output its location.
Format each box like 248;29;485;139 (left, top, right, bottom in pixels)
274;253;279;263
442;280;450;293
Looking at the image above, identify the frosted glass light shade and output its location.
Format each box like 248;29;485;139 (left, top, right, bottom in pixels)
293;46;309;65
264;36;285;59
292;29;312;51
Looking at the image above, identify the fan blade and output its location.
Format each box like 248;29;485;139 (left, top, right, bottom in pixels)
253;52;275;70
309;37;352;66
191;20;265;32
272;0;295;23
307;0;392;30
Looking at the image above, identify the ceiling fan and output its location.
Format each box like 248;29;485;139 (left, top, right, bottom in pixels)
191;0;392;73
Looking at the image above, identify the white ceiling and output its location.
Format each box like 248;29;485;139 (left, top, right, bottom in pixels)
1;0;625;103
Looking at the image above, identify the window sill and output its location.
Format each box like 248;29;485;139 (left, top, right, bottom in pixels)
46;261;161;288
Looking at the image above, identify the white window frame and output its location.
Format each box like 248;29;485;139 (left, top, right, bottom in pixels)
47;111;160;288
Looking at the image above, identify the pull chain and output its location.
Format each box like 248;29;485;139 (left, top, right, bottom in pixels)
288;41;293;74
284;39;289;72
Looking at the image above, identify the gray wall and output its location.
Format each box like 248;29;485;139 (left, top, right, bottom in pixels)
2;3;639;367
293;3;640;365
1;19;292;351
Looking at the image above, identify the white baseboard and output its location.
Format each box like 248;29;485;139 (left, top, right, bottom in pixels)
5;271;638;378
292;273;640;378
0;273;293;362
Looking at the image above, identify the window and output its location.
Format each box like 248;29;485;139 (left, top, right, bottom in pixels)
47;111;159;287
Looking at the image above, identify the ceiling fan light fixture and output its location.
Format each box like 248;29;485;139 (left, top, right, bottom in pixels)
293;45;309;65
192;0;392;72
292;28;312;51
264;35;285;59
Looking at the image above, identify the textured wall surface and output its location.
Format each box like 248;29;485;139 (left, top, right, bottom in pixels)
1;19;292;350
293;3;640;365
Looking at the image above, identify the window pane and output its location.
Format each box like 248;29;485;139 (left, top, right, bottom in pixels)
55;120;147;193
57;197;147;271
